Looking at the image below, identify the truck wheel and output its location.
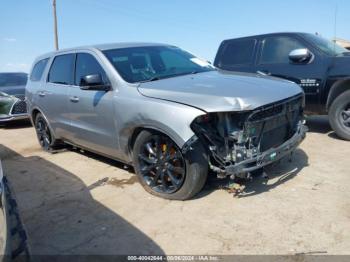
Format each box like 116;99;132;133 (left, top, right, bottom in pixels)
133;130;208;200
34;113;62;151
329;90;350;140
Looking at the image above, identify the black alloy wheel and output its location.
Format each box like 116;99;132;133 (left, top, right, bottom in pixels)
329;90;350;140
133;130;208;200
34;113;62;151
340;104;350;129
35;116;52;150
138;134;186;194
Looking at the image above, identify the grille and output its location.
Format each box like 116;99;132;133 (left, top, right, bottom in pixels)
11;100;27;115
248;95;303;122
260;125;289;151
245;95;303;151
14;94;26;101
249;104;284;122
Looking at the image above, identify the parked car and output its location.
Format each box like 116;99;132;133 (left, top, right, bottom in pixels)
26;43;306;200
0;160;30;260
0;73;28;123
214;32;350;140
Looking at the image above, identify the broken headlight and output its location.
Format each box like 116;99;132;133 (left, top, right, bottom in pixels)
191;112;251;165
0;92;16;117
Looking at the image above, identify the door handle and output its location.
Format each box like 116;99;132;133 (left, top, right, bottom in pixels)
69;96;79;103
38;91;46;97
256;70;271;76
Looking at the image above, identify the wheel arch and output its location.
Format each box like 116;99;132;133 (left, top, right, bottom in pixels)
326;78;350;111
126;124;190;161
30;107;57;139
31;108;41;124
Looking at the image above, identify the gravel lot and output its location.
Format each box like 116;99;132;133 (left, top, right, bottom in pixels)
0;116;349;255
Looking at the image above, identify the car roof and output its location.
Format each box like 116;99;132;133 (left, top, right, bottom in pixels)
221;32;309;42
35;42;171;61
94;42;171;50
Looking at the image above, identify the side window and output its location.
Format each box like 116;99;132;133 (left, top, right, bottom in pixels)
218;39;256;67
30;58;49;81
48;54;75;85
260;36;306;64
75;53;108;86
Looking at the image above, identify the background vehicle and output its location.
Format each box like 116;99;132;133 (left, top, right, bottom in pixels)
26;43;306;200
214;32;350;140
0;73;28;123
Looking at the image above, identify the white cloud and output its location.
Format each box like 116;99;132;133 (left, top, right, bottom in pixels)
3;37;16;42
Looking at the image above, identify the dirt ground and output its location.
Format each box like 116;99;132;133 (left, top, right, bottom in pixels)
0;116;349;255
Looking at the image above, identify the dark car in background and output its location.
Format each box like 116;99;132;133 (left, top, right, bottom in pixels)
0;73;28;123
214;32;350;140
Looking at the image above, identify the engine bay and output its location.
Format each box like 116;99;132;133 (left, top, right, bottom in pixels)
190;95;305;178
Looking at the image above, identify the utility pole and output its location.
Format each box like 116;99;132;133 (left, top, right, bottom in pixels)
53;0;59;50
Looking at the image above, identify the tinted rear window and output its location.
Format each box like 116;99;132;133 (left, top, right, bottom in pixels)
216;39;256;68
30;58;49;81
48;54;75;85
0;73;27;87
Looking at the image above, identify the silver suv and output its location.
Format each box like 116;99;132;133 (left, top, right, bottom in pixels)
26;43;307;200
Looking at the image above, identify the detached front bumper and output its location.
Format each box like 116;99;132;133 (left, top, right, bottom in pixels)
225;123;307;175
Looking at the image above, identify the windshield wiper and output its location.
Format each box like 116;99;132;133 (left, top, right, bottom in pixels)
170;71;201;78
53;81;68;85
138;70;210;83
139;77;161;83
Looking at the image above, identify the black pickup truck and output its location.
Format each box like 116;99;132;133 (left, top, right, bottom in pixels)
214;32;350;140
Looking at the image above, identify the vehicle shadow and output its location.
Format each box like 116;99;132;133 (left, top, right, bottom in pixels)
236;149;309;198
67;144;309;200
67;146;135;174
0;120;32;129
0;145;164;256
198;148;309;199
306;115;331;134
306;115;342;140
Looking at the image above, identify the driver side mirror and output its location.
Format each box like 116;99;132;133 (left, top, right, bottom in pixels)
289;48;313;64
80;74;111;91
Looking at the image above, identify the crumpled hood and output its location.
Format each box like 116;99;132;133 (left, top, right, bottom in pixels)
137;70;303;112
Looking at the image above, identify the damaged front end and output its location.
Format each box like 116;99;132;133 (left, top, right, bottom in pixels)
188;94;307;179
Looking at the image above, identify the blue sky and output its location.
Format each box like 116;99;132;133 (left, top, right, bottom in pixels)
1;0;349;72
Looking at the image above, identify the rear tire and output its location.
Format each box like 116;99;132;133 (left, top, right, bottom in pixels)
133;130;208;200
34;113;63;151
329;90;350;141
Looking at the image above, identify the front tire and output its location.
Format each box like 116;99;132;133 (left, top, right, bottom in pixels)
329;90;350;140
34;113;62;151
133;130;208;200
